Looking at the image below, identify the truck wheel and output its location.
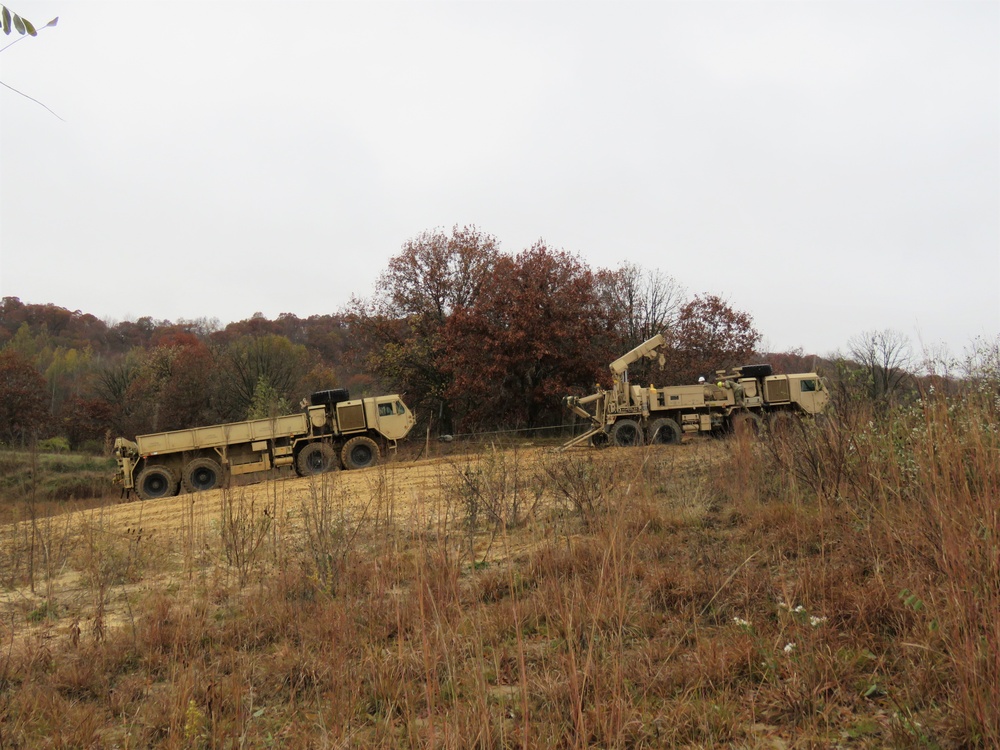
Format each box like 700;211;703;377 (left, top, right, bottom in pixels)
648;418;681;445
342;436;380;470
297;442;337;476
591;431;610;448
182;458;224;493
136;465;179;500
611;419;644;447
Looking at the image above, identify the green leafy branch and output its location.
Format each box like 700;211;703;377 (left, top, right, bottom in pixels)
1;6;61;119
2;5;57;37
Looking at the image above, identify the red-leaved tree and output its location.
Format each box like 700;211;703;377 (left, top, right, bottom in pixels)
349;226;499;432
663;294;761;385
0;348;48;444
441;243;611;429
157;341;217;430
63;396;114;451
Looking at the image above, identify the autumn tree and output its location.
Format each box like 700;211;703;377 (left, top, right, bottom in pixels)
210;312;281;344
298;361;340;398
106;317;159;352
0;348;47;444
2;319;98;416
441;243;609;429
117;345;183;436
4;320;48;359
215;334;309;420
351;225;499;431
597;262;686;350
157;339;217;430
380;226;499;321
663;294;761;385
93;337;219;436
44;345;93;413
96;352;142;435
62;396;113;451
597;262;686;385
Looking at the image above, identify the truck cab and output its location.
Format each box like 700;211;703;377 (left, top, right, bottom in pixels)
787;374;829;415
763;374;829;415
368;396;416;441
330;395;415;441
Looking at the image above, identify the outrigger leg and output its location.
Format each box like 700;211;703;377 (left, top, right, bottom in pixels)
559;426;605;451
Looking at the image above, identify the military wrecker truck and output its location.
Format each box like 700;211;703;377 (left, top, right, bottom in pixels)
562;334;829;449
114;389;415;500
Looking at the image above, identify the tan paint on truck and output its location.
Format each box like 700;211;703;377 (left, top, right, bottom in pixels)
563;335;829;449
114;391;415;501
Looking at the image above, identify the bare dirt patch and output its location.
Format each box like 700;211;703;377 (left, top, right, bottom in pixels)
0;441;723;640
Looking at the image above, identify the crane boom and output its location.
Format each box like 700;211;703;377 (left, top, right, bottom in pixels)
609;334;666;376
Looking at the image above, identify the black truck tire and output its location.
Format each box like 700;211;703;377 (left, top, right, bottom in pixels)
296;442;338;476
648;417;682;445
342;436;380;470
611;419;644;447
136;465;179;500
182;458;224;493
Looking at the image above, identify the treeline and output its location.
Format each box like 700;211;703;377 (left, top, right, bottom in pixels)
0;299;358;450
5;225;992;450
0;227;759;448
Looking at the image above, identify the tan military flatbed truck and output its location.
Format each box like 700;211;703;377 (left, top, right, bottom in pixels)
114;389;415;500
562;334;829;449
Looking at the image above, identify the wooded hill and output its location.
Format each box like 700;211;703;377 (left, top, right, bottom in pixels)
2;226;965;450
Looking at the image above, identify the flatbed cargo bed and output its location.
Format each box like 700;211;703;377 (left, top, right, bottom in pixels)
135;413;310;456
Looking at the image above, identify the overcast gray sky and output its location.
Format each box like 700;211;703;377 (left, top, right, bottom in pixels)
1;1;997;357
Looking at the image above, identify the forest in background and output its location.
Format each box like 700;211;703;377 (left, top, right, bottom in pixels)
1;226;995;450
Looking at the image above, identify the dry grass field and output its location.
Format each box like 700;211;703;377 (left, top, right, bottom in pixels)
1;393;998;748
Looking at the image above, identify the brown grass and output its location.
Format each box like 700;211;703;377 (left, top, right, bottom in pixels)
0;389;997;748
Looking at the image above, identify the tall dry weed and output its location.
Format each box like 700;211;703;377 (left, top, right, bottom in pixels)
218;486;272;589
452;444;543;571
298;472;369;593
902;393;1000;744
4;390;998;747
541;452;612;526
727;385;1000;745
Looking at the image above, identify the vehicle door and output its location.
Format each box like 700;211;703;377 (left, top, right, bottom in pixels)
793;377;824;414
